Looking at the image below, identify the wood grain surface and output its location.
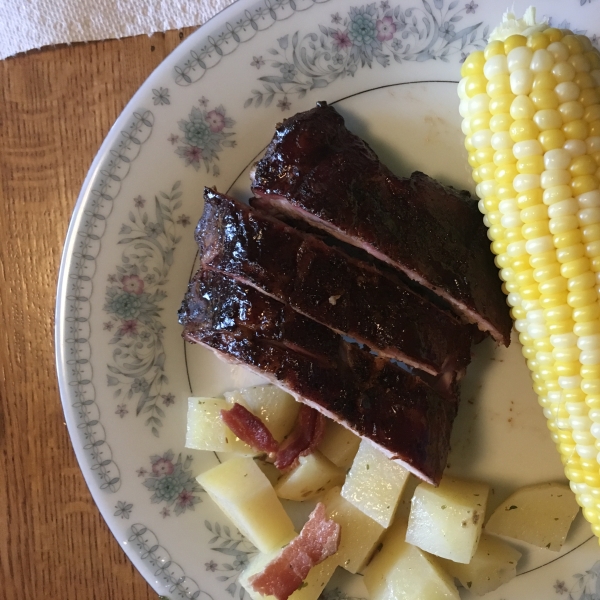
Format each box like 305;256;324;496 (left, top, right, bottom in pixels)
0;29;198;599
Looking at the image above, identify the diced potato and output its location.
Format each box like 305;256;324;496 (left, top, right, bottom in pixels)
406;476;489;564
341;439;410;527
275;451;345;501
437;533;521;596
255;458;282;487
317;421;361;469
186;397;255;454
240;550;338;600
322;486;385;574
484;482;580;551
363;519;459;600
197;457;295;553
224;384;300;442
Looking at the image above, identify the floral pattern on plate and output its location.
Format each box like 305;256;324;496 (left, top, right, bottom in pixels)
204;520;258;599
103;181;189;436
245;0;489;109
171;99;236;174
140;450;204;516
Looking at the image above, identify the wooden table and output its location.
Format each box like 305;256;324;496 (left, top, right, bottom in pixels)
0;29;199;599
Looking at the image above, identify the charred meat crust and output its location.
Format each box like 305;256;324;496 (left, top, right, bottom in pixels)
179;269;458;485
197;188;474;378
250;102;511;346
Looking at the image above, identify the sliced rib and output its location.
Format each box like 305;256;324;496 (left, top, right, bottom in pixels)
179;269;459;485
197;188;474;378
250;102;511;346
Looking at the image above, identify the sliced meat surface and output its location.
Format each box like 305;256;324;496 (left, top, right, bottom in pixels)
248;503;340;600
197;188;474;378
179;269;459;484
250;102;511;346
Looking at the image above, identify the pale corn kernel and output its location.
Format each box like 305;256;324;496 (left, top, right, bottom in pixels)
548;41;570;62
477;162;496;180
513;139;544;158
581;190;600;209
531;48;554;72
565;139;588;157
510;69;534;95
527;235;555;254
551;215;579;234
514;174;541;192
499;198;518;214
471;128;494;148
548;198;579;218
491;131;514;150
468;93;490;115
544;148;572;170
579;208;600;225
559;100;585;122
534;109;563;130
484;54;509;79
541;169;572;189
556;81;581;103
553;61;577;83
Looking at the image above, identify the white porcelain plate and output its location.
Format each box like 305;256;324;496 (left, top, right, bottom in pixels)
56;0;600;598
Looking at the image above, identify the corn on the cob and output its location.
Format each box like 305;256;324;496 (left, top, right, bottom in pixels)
458;7;600;538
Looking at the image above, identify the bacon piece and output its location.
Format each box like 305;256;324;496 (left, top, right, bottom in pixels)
275;404;326;471
220;403;279;454
248;503;340;600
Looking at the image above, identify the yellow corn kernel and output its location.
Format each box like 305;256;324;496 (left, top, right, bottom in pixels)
465;75;488;97
539;129;567;150
564;119;590;140
484;40;505;59
510;119;540;142
545;28;564;43
573;175;599;196
571;156;598;177
461;50;485;77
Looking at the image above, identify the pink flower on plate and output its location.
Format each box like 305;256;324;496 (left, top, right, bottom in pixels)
376;16;396;42
121;274;144;295
177;489;195;509
152;458;175;476
206;110;226;133
331;29;352;50
118;320;138;336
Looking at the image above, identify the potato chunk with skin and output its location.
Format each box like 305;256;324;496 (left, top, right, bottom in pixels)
224;385;300;442
317;421;361;470
186;397;255;454
341;440;410;527
437;533;521;596
197;457;295;553
240;551;337;600
275;451;345;501
322;486;385;574
485;482;579;551
406;476;489;564
363;519;459;600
